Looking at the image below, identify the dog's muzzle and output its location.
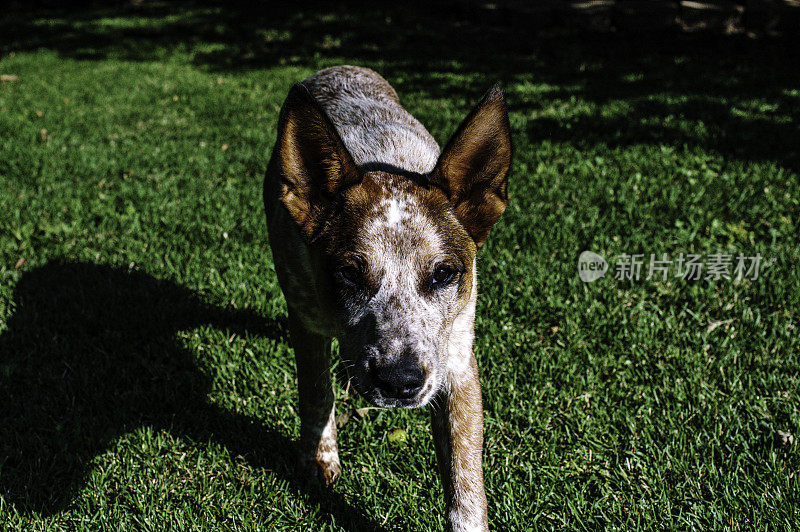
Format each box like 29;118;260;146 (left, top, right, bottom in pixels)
369;357;426;402
346;348;435;408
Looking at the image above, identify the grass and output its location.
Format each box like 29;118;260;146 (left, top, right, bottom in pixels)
1;1;799;529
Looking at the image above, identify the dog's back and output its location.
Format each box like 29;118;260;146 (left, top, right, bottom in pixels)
302;66;440;174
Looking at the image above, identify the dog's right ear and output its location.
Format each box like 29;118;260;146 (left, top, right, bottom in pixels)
276;83;360;240
429;86;512;249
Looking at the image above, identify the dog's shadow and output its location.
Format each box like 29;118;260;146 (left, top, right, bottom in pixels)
0;260;387;530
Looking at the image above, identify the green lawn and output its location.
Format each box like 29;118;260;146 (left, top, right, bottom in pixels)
1;2;799;530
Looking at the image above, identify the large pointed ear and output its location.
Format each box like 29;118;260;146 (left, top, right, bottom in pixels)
276;82;361;240
430;86;512;248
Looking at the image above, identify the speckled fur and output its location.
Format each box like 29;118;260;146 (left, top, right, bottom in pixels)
263;66;512;531
302;66;440;174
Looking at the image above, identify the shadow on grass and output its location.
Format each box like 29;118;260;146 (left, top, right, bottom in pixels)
0;260;390;530
2;0;800;172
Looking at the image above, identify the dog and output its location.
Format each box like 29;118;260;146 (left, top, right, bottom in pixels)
263;66;512;531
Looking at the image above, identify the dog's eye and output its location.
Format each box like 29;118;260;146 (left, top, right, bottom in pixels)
337;264;363;286
431;265;457;288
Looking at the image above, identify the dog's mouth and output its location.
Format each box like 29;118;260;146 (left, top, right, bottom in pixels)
341;356;439;409
357;378;438;409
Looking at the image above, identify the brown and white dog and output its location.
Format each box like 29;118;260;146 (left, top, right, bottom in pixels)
263;66;512;531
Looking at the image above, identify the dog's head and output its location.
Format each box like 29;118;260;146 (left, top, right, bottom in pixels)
274;83;512;408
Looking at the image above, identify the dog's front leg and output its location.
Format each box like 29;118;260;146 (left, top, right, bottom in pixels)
288;312;340;485
431;355;488;532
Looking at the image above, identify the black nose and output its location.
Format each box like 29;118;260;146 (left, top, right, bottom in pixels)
372;361;425;399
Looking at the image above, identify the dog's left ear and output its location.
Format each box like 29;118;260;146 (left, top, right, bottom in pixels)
430;86;512;248
276;83;361;240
